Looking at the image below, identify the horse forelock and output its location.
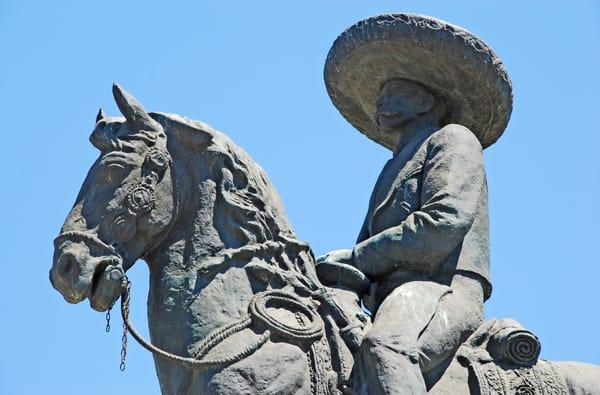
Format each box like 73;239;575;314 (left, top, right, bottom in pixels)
91;115;165;154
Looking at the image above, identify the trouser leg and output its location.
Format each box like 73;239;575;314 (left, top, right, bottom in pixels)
351;278;483;395
417;276;483;388
351;281;450;395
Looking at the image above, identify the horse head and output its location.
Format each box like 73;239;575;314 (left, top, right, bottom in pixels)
50;84;181;311
50;83;302;314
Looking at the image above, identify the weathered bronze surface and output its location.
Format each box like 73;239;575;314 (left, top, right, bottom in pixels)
50;13;600;395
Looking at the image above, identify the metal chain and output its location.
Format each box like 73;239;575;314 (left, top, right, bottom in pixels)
120;280;131;371
105;307;112;332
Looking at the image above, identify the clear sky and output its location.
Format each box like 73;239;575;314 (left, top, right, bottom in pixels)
0;1;598;394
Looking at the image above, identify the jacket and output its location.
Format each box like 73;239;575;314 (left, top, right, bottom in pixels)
352;124;491;300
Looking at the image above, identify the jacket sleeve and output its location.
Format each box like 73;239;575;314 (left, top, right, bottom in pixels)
352;125;485;278
356;214;371;244
356;186;377;244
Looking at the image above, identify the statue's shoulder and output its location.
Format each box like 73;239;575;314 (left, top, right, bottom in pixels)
429;124;483;152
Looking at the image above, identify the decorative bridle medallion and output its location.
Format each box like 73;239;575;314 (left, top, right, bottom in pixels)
124;149;172;215
126;183;155;214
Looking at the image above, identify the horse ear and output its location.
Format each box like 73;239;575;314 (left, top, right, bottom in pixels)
112;83;163;132
96;108;106;123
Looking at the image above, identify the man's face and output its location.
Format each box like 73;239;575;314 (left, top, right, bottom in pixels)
376;80;435;134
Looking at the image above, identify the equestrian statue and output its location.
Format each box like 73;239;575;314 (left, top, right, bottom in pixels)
49;13;600;394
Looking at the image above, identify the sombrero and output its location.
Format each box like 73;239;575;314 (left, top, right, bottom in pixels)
324;13;513;149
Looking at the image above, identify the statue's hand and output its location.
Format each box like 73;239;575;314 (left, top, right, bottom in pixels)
316;249;370;296
316;249;354;265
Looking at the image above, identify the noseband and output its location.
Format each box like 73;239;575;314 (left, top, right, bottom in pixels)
54;230;119;258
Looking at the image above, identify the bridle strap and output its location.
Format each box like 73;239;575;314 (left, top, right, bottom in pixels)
54;230;117;256
139;155;180;260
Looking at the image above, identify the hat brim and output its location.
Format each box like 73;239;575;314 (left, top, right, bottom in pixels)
324;13;513;150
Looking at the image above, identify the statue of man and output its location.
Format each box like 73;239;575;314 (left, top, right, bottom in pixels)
319;14;513;394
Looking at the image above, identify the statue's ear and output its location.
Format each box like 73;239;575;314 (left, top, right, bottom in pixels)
149;112;213;151
96;108;106;123
112;83;163;133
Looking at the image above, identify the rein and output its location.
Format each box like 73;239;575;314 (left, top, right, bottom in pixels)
117;276;270;370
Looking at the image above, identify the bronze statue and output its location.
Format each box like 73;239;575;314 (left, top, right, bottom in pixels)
50;13;600;395
318;13;507;393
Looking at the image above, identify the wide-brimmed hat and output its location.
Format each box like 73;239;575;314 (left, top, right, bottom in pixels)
324;13;513;149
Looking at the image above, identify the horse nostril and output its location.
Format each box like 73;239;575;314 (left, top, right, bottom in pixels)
58;253;79;280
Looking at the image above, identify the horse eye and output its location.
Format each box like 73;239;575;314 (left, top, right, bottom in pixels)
105;164;127;183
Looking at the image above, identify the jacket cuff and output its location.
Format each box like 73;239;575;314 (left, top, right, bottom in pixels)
352;237;391;277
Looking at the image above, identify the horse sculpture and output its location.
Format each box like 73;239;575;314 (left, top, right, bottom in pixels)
50;84;600;394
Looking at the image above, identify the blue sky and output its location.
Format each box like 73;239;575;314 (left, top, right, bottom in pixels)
0;1;598;394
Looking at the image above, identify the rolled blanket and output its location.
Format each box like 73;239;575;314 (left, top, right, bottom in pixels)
487;318;541;366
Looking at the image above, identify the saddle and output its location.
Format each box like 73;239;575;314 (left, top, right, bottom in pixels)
315;261;570;394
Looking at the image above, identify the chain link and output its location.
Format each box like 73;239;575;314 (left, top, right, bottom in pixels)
105;307;112;332
120;279;131;371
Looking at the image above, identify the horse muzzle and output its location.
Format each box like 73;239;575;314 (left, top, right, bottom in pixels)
50;231;124;308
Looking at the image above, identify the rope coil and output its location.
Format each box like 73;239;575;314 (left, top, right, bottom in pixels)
119;277;269;370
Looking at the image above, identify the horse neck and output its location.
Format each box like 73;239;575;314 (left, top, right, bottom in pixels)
144;137;316;286
141;158;251;351
141;143;319;350
144;158;232;274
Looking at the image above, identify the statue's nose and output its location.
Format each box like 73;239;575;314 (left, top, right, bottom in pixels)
51;252;88;303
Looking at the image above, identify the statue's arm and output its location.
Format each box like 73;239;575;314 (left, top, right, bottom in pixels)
352;125;485;277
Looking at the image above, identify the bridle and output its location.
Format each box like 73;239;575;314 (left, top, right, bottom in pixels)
54;230;118;257
56;144;363;372
55;145;196;370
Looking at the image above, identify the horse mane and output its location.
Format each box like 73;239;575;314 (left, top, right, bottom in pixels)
149;112;297;247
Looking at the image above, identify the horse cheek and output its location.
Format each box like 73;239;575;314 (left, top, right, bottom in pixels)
143;180;175;243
